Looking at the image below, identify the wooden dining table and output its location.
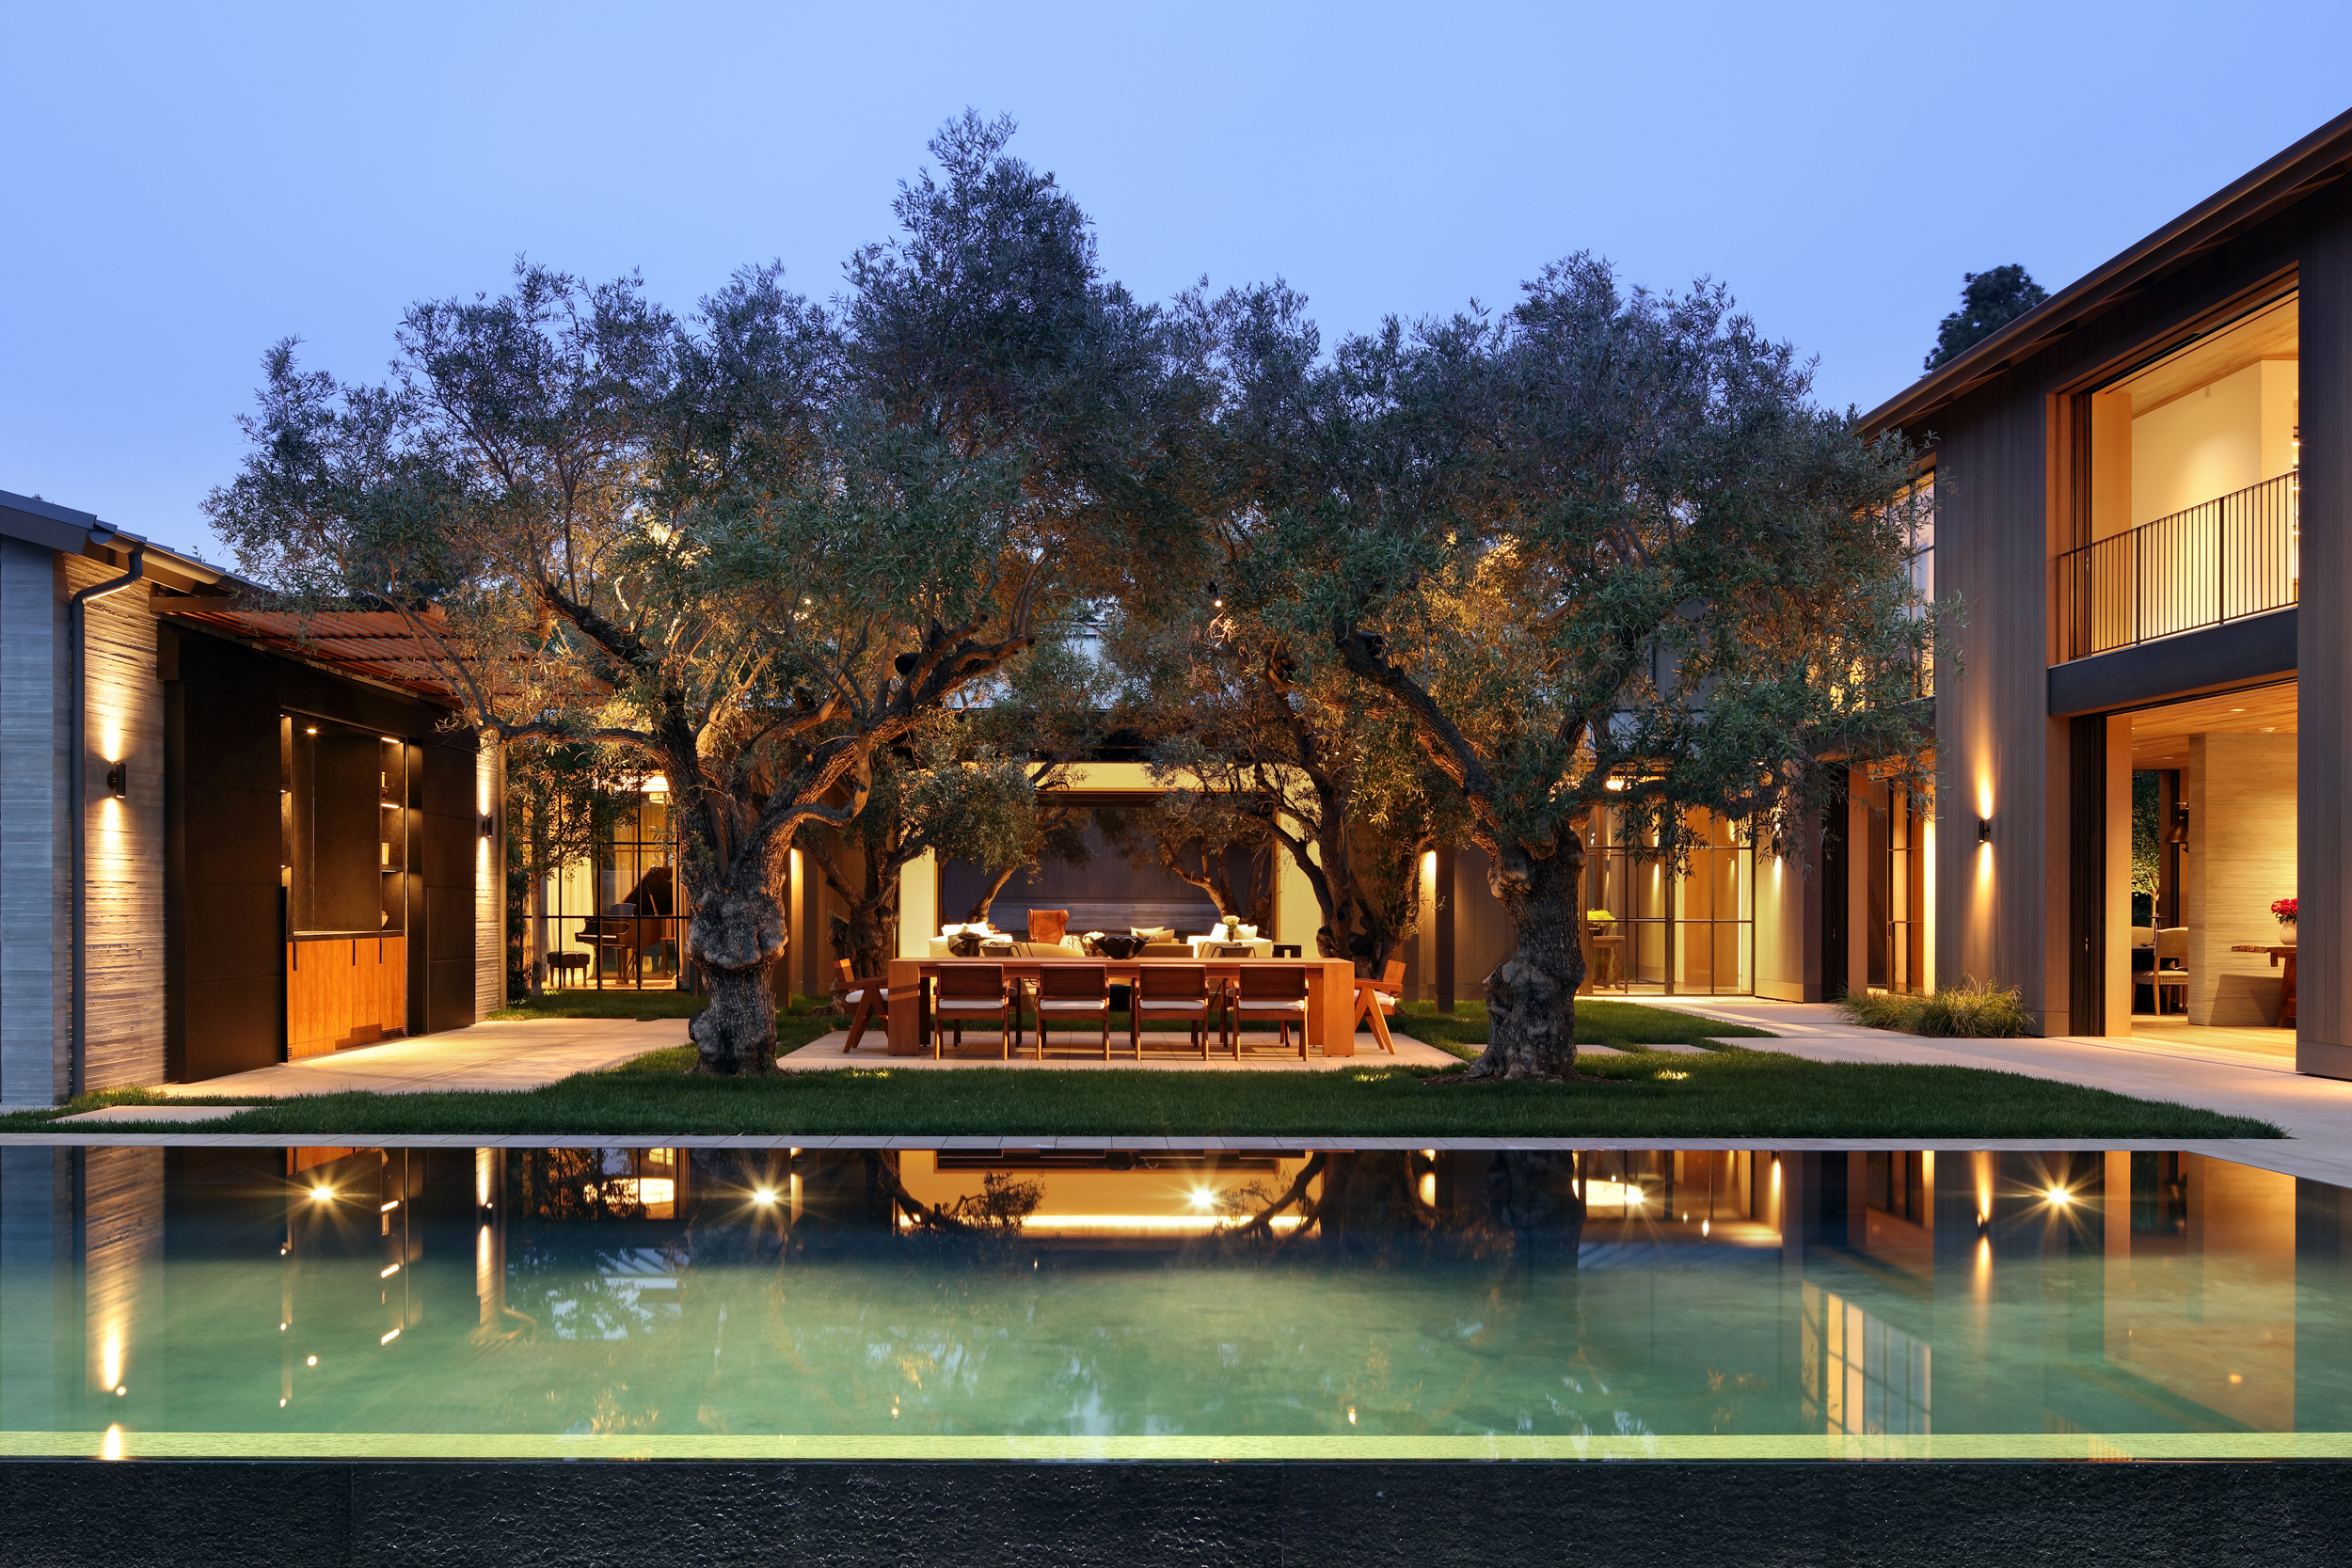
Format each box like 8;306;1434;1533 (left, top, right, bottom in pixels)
883;957;1363;1056
2228;942;2298;1027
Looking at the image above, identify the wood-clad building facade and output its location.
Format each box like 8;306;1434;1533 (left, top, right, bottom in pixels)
0;491;502;1100
1862;109;2352;1075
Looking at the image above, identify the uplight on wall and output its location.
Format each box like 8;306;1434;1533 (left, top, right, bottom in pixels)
104;762;126;800
1976;816;1992;845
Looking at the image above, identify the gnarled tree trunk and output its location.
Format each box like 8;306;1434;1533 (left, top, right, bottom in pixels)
684;868;788;1074
1461;840;1585;1080
962;863;1023;926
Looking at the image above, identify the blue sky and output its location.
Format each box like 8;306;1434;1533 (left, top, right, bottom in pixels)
7;2;2350;563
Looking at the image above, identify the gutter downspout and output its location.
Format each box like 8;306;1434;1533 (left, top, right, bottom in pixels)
69;535;145;1100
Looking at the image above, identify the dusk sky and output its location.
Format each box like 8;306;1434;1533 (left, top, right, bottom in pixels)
8;2;2351;565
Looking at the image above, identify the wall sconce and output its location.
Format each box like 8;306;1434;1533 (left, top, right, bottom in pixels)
478;815;496;838
1976;816;1992;844
105;763;126;800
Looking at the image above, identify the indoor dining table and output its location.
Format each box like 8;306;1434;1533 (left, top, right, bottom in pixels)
884;956;1363;1056
2228;942;2298;1027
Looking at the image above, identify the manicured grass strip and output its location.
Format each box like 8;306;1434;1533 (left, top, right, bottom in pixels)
1396;999;1769;1061
10;1047;2277;1139
487;991;834;1022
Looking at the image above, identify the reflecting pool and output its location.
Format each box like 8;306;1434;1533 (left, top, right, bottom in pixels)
3;1144;2347;1460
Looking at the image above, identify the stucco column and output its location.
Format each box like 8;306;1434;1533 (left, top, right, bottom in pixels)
2300;209;2352;1078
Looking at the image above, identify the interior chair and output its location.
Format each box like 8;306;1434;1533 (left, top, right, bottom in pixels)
1350;958;1406;1054
1027;909;1072;943
1132;964;1220;1060
2154;927;2190;1016
1034;963;1113;1059
1232;965;1311;1060
835;958;892;1053
1138;942;1193;959
1206;942;1255;958
934;963;1019;1059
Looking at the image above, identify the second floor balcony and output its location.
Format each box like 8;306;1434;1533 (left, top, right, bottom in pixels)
2054;469;2297;662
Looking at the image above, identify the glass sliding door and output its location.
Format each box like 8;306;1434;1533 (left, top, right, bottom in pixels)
1584;806;1754;997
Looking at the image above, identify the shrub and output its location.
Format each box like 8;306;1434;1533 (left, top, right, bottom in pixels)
1836;979;2032;1038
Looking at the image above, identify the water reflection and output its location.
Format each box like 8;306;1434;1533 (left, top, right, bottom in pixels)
1;1144;2347;1454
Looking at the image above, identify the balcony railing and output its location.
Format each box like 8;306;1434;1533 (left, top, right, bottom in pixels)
2055;471;2297;660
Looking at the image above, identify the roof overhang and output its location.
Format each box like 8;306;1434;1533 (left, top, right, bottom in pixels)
1861;106;2352;439
167;609;473;703
0;487;254;597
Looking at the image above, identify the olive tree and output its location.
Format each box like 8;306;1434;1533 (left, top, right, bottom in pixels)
1223;259;1934;1078
207;114;1177;1073
802;718;1042;983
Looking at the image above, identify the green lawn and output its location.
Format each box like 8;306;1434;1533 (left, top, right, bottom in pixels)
4;991;2278;1141
10;1052;2277;1142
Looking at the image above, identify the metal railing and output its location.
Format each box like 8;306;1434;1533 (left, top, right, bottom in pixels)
2055;471;2298;660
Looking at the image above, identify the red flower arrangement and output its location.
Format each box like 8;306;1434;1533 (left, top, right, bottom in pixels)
2273;897;2298;924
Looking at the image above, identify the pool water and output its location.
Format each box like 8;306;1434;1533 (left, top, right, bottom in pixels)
3;1144;2347;1460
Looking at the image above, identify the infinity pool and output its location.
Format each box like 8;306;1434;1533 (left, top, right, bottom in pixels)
2;1143;2345;1460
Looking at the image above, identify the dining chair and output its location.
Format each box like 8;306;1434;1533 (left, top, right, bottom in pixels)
1132;964;1220;1060
1232;965;1311;1059
835;958;893;1053
2154;927;2190;1016
1035;964;1113;1059
1350;958;1406;1054
934;963;1019;1059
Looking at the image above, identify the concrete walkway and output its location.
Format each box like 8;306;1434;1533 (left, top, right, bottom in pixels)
149;1017;688;1098
1663;996;2352;1186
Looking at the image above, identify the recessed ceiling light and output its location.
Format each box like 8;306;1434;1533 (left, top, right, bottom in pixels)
2231;707;2246;712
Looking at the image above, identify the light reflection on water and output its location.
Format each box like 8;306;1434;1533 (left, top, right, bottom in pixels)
0;1144;2345;1459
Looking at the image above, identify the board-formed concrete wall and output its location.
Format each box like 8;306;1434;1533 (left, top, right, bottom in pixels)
0;539;68;1104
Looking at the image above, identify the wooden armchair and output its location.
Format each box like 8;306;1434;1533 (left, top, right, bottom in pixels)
835;958;892;1053
1351;958;1405;1054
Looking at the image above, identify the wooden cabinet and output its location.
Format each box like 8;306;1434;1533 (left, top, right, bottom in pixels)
287;936;407;1057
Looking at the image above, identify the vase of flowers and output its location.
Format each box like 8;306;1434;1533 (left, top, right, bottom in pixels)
2273;896;2297;944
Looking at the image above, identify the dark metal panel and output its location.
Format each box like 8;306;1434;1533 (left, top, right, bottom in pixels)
2300;202;2352;1078
2047;610;2297;716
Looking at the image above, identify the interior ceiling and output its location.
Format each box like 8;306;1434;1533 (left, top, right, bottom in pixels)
2107;291;2297;416
2128;681;2297;770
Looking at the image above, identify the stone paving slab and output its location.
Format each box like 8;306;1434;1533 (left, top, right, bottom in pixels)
145;1017;690;1099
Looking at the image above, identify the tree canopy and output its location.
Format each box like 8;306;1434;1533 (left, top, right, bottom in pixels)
1924;263;2049;370
209;116;1937;1083
206;112;1187;1073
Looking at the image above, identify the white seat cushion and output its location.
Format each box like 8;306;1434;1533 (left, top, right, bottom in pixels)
1038;998;1109;1011
1235;998;1308;1012
1136;999;1211;1012
842;989;892;1005
935;998;1008;1011
1373;991;1398;1007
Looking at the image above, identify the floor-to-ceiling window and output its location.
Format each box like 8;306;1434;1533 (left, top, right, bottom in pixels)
1584;807;1753;996
538;786;683;989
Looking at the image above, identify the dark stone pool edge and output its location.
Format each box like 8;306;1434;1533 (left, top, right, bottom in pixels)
4;1459;2349;1567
